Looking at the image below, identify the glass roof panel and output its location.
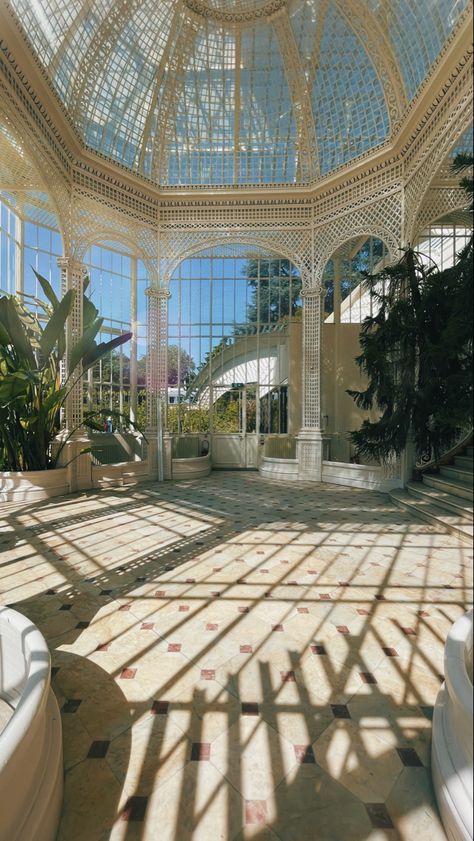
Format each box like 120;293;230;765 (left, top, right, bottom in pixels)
163;20;298;186
371;0;469;101
238;22;298;184
298;3;390;174
7;0;470;186
164;24;236;186
82;0;175;169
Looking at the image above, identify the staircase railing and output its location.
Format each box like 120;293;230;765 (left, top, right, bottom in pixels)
415;426;473;476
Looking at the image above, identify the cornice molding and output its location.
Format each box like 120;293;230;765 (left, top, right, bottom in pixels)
183;0;287;24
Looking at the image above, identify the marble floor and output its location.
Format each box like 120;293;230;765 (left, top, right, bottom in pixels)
1;472;472;841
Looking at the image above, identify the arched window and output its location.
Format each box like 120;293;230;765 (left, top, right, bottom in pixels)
168;246;302;435
323;236;389;324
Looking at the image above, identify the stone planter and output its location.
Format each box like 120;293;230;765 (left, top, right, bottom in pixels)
0;468;69;503
172;453;212;480
259;456;300;481
0;607;63;841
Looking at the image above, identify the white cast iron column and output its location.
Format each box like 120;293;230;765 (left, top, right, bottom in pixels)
297;284;325;481
55;257;91;491
145;286;171;479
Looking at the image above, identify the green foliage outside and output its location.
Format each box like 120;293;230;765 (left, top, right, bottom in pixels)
168;405;210;433
0;272;131;471
348;154;473;467
235;258;302;335
84;257;302;436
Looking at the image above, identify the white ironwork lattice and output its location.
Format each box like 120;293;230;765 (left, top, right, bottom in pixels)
413;185;471;239
146;287;170;429
301;288;323;430
58;257;85;431
403;49;473;243
71;188;159;281
313;189;403;278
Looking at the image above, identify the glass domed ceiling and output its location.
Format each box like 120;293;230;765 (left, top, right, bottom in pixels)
9;0;469;188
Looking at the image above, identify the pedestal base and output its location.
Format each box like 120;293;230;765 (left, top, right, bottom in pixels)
296;429;325;481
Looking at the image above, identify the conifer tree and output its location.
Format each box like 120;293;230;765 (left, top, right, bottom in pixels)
348;154;473;467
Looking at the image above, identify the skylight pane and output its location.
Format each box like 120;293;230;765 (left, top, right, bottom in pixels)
310;4;390;174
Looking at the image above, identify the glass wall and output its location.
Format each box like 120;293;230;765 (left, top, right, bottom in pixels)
168;249;302;434
415;218;471;270
23;221;62;300
0;201;20;295
0;198;147;431
324;236;388;323
83;243;132;423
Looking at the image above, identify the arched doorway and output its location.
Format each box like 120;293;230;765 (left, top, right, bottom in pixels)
168;245;303;468
321;235;391;464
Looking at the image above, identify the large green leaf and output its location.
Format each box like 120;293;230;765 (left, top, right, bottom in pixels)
0;319;10;346
33;269;60;309
42;386;68;413
83;294;100;330
82;331;132;369
40;288;75;360
0;373;29;406
0;296;35;365
68;316;104;373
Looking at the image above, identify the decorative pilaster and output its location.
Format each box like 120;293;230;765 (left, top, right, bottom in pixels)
57;257;85;432
129;257;138;425
55;257;91;492
297;285;325;481
145;286;170;479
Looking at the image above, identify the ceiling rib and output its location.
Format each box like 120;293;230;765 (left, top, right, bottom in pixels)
333;0;408;129
150;12;200;184
272;8;320;182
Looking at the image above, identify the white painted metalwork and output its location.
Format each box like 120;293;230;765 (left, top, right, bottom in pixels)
4;0;470;188
0;0;472;488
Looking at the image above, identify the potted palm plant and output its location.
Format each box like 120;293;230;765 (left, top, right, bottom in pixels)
0;270;132;500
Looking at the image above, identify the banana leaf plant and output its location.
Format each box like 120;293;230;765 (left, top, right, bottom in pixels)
0;270;132;472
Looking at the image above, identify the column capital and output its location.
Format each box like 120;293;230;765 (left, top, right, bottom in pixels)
301;284;323;299
57;256;85;274
145;286;170;300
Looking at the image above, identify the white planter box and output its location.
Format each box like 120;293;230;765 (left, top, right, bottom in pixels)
172;453;211;480
92;460;150;488
259;456;300;482
0;607;63;841
322;460;403;492
0;469;68;503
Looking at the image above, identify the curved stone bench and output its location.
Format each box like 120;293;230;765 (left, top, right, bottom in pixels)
432;609;473;841
0;607;63;841
172;452;212;480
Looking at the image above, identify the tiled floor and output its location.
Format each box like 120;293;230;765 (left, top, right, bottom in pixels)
1;472;472;841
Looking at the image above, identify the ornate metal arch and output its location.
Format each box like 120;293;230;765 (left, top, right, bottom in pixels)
403;50;473;244
412;185;472;242
72;227;157;281
0;82;70;248
313;193;402;282
159;227;313;288
71;190;159;279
